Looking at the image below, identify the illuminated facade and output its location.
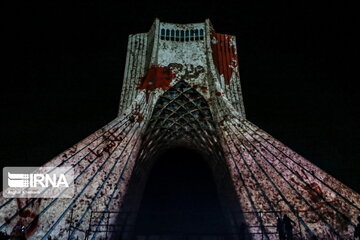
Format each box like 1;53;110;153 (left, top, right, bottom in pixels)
0;19;359;240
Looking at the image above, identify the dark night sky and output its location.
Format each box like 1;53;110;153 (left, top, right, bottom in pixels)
2;1;359;192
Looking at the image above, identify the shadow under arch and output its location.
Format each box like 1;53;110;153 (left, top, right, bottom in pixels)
134;147;229;236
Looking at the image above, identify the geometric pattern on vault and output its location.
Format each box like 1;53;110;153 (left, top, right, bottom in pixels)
142;80;219;156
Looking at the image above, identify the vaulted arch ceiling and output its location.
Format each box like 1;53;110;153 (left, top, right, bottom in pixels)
139;81;223;161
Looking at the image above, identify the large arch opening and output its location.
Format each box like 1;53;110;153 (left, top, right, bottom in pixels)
133;147;229;237
112;82;247;239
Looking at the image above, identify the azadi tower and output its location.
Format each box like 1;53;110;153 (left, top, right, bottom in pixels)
1;19;359;240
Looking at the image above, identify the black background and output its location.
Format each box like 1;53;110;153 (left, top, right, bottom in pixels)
2;1;359;192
